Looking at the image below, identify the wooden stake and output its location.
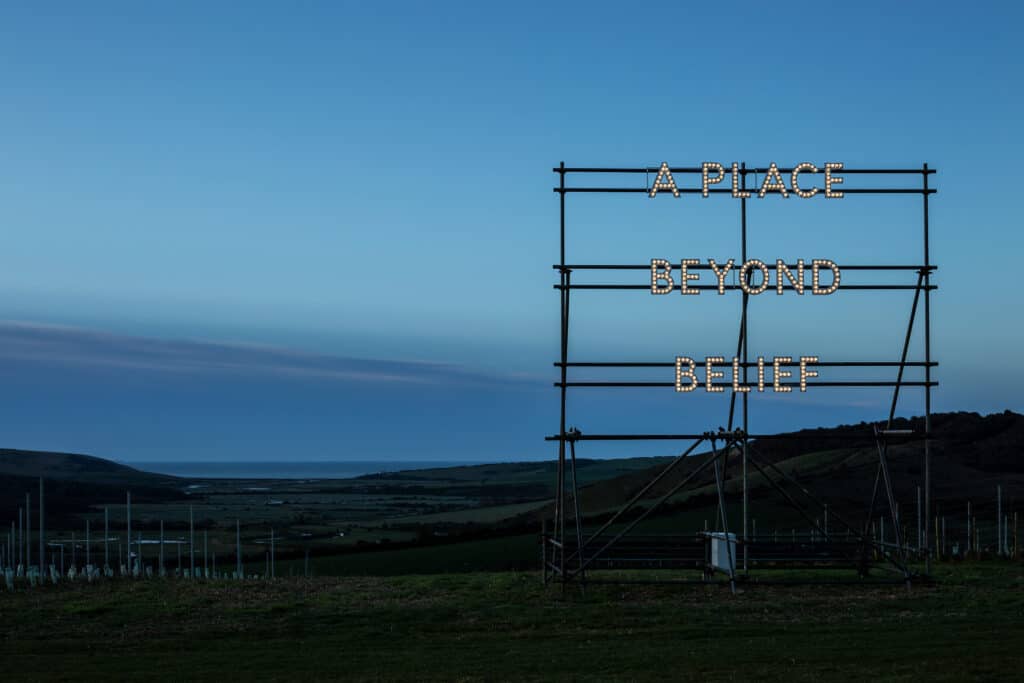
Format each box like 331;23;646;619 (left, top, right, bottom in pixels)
236;520;242;579
189;506;195;579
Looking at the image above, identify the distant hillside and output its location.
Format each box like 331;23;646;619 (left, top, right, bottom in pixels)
528;410;1024;527
744;410;1024;472
1;410;1019;532
0;448;186;523
0;448;181;486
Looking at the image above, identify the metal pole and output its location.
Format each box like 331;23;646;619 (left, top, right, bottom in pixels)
104;507;109;570
126;491;131;574
711;439;737;593
39;478;44;573
874;428;905;558
942;517;946;557
558;273;569;585
557;161;567;587
18;507;22;569
725;164;750;572
86;520;91;567
568;438;586;585
270;528;275;579
997;485;1002;557
967;500;972;555
559;161;565;266
25;492;31;571
860;465;883;571
204;530;208;577
741;163;749;573
918;487;923;552
160;521;164;576
541;518;547;584
923;162;932;574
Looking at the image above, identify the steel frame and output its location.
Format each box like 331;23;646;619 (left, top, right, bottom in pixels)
544;163;937;589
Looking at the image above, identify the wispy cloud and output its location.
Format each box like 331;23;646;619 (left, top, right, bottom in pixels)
0;320;528;387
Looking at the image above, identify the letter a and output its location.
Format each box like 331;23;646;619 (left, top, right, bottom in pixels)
649;162;680;198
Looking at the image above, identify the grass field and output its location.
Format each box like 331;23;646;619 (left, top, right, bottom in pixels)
1;562;1022;681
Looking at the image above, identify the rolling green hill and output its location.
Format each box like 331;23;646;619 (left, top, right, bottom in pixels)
0;448;180;487
0;448;187;525
1;411;1019;564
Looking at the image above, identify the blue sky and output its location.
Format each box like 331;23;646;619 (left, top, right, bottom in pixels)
0;1;1021;462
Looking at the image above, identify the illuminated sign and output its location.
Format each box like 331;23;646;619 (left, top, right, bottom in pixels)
649;161;845;199
650;259;840;296
649;163;847;393
546;160;937;585
675;356;819;393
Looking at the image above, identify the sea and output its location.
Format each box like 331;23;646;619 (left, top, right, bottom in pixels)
121;460;479;479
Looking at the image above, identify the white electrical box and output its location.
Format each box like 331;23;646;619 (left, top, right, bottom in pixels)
708;532;737;573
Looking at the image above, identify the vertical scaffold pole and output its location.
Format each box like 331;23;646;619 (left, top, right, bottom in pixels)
995;485;1003;557
25;492;30;571
918;487;923;553
923;163;932;575
568;438;585;587
39;478;44;574
126;491;132;577
741;162;749;572
556;161;567;588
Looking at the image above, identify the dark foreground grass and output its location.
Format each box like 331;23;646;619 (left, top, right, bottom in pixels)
1;562;1022;681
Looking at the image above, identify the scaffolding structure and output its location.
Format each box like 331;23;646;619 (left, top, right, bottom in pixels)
543;163;937;588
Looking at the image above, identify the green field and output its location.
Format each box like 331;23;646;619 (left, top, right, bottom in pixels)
1;562;1022;681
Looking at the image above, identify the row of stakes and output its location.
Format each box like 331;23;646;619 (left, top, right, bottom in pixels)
3;480;295;590
4;479;1017;589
